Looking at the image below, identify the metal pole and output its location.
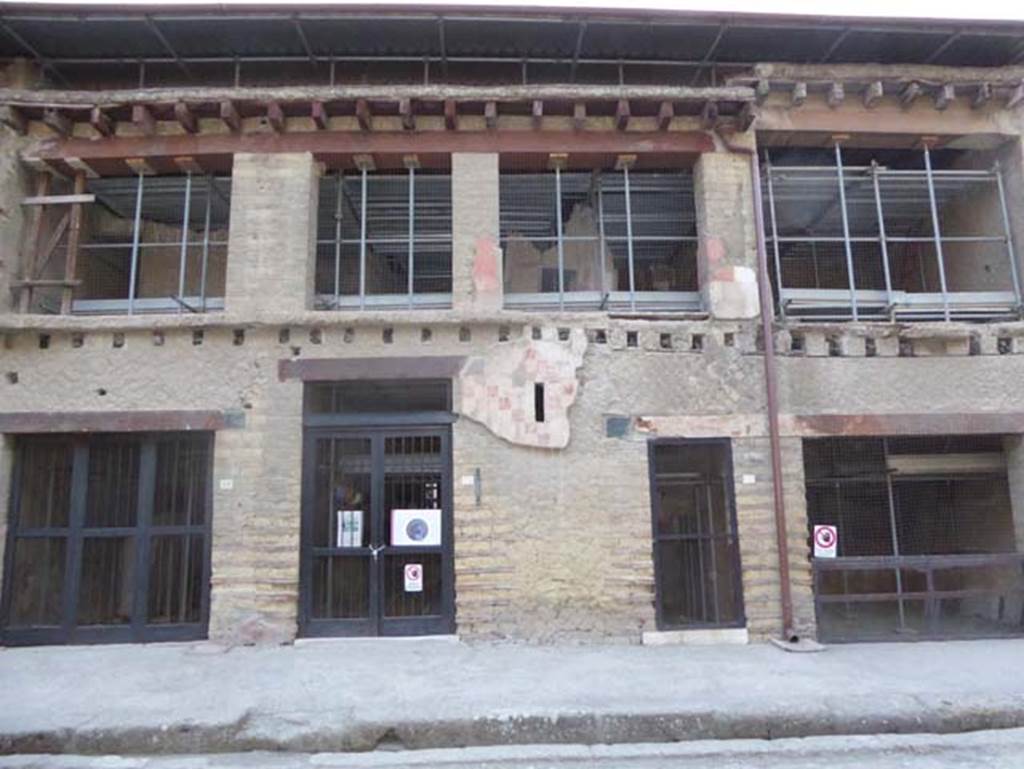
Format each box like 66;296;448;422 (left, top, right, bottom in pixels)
176;172;192;315
870;161;895;312
883;439;907;632
554;166;565;311
127;172;144;316
408;166;415;309
763;150;787;321
596;174;608;309
200;176;212;312
333;172;343;307
994;161;1023;311
359;167;368;310
922;144;951;322
623;165;636;311
834;142;859;321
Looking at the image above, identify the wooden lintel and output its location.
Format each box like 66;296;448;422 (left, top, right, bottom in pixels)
1008;81;1024;110
173;101;198;134
900;81;922;109
972;82;992;110
0;105;27;135
21;156;67;179
89;106;114;137
657;101;674;131
355;99;372;131
863;80;884;109
65;157;99;179
700;100;719;129
42;108;71;138
531;100;543;129
754;79;771;105
826;82;845;109
18;173;49;313
572;101;586;131
484;101;498;130
22;193;95;206
311;101;328;130
0;409;230;434
934;83;955;110
173;156;204;174
34;130;718;161
615;99;630;131
220;100;241;133
132;105;156;136
266;102;285;133
399;98;415;131
125;157;156;175
444;99;457;130
791;82;807;107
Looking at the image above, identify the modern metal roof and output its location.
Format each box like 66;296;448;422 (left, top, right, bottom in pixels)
1;5;1022;89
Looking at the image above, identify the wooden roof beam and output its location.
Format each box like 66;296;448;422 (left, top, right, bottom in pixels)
572;101;586;131
700;100;719;129
531;100;543;129
42;108;71;138
863;80;884;109
755;79;771;105
657;101;674;131
355;99;372;131
444;99;457;131
220;100;241;133
90;106;114;137
791;82;807;108
826;82;845;109
132;105;155;137
972;82;992;109
484;101;497;130
311;101;328;130
399;98;415;131
266;102;285;133
934;83;955;110
615;99;630;131
737;102;755;132
0;105;26;135
900;81;922;109
65;157;99;179
1008;81;1024;110
173;101;197;134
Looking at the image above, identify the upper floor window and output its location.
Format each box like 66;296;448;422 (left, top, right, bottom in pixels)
19;172;231;316
763;143;1021;322
315;163;453;310
500;158;698;312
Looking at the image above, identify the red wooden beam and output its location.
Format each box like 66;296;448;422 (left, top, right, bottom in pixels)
484;101;497;130
444;99;457;131
35;130;717;162
220;100;241;133
90;106;114;137
266;102;285;133
311;101;328;130
615;99;630;131
355;98;372;131
132;105;156;136
174;101;198;134
42;108;72;138
657;101;674;131
400;98;415;130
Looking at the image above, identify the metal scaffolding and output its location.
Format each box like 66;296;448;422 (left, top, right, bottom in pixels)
500;166;699;312
315;169;453;310
763;146;1023;322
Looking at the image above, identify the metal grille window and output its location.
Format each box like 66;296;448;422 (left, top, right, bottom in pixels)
500;163;698;311
649;440;745;629
71;175;231;315
804;436;1024;642
1;433;213;646
315;168;453;310
763;145;1022;322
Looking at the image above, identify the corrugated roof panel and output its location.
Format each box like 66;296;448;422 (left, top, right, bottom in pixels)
155;17;305;58
826;30;951;64
932;33;1022;66
714;25;844;62
3;17;154;59
580;22;723;61
301;17;441;57
442;18;580;58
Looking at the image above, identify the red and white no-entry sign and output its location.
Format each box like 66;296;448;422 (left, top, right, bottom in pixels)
404;563;424;593
813;525;838;558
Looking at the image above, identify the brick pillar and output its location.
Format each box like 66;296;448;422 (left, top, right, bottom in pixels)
731;436;816;641
0;135;33;315
693;152;760;320
225;153;318;316
208;364;304;645
451;153;502;313
0;435;13;603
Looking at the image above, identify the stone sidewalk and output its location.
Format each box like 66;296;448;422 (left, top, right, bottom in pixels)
2;638;1023;755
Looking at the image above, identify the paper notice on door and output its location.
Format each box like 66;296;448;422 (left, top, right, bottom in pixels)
337;510;363;548
404;563;423;593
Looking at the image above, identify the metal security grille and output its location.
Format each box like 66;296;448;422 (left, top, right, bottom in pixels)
763;145;1022;322
0;432;213;646
315;168;453;310
74;175;231;315
500;162;698;311
649;440;745;629
803;436;1024;642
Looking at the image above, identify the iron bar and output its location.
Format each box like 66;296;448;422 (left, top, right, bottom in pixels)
993;160;1023;310
833;142;859;321
922;144;952;321
870;160;895;309
176;171;192;314
623;165;636;311
126;172;144;316
554;166;565;311
596;174;608;309
883;440;907;632
763;150;786;321
200;177;212;312
359;167;368;310
408;166;415;309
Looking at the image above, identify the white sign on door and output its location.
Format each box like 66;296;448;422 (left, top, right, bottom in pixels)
813;525;838;558
404;563;424;593
337;510;363;548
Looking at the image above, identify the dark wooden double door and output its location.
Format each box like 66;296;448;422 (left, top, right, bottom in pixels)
299;426;454;637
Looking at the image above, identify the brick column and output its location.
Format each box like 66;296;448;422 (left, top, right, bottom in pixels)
0;135;33;315
451;153;502;312
693;152;760;320
208;362;304;645
225;153;318;316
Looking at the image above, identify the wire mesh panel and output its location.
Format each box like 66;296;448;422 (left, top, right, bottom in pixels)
763;148;1021;322
803;436;1024;642
1;432;214;646
500;162;698;311
315;169;453;309
75;175;231;315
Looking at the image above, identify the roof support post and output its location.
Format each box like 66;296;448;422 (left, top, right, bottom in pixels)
921;141;951;321
994;160;1023;311
127;172;145;316
869;160;895;314
176;171;192;315
833;139;859;321
763;150;786;322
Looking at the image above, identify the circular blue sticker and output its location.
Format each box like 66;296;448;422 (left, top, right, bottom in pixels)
406;518;429;541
